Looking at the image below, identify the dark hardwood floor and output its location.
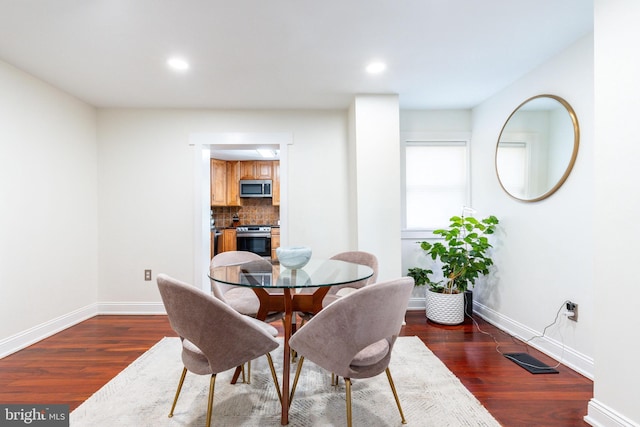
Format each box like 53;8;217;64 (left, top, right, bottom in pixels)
0;312;592;426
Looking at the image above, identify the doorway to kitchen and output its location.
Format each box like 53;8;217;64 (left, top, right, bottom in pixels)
190;132;292;290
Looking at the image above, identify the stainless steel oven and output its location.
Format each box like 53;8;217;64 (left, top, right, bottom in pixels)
236;225;272;258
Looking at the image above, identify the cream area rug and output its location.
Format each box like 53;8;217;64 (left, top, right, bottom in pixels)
71;336;500;426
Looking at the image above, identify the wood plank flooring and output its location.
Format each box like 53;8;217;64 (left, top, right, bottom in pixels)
0;312;592;426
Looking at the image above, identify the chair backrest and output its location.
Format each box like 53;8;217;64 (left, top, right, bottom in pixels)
157;273;278;373
328;251;379;294
289;276;414;379
209;251;265;298
211;250;264;267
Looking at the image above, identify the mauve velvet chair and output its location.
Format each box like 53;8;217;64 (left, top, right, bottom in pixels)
157;274;281;427
326;251;379;295
298;251;379;325
210;251;284;383
289;276;414;427
210;251;284;324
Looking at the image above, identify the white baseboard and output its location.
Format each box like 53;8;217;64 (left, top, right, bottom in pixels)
97;302;166;315
0;302;167;359
473;301;594;380
407;296;426;311
585;399;640;427
0;303;98;359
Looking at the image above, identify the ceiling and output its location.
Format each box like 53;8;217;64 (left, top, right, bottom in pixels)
0;1;593;111
211;144;280;161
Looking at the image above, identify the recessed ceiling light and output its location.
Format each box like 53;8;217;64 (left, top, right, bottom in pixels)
257;149;278;158
365;61;386;74
167;57;190;71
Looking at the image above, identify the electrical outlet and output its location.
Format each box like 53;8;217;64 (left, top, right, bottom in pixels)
144;269;152;281
566;301;578;322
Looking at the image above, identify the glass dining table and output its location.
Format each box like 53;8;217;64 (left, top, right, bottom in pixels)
209;258;374;425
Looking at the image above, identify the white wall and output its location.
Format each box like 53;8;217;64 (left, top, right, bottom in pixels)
400;110;472;134
0;60;98;355
471;34;595;377
96;109;353;303
587;1;640;425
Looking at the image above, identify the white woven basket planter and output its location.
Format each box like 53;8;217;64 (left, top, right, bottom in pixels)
425;289;465;325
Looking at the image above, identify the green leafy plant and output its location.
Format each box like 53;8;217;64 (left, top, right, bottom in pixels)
407;267;433;287
408;215;499;294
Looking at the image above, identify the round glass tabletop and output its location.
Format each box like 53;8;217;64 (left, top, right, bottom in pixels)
209;258;374;289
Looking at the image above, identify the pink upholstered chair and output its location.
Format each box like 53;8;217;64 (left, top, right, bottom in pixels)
299;251;379;324
157;274;281;427
325;250;378;297
209;251;284;382
289;277;414;427
210;251;284;324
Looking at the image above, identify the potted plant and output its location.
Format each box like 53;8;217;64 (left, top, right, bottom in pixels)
408;214;499;324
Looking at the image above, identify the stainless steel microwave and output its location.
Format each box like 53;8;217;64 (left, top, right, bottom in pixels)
239;179;272;198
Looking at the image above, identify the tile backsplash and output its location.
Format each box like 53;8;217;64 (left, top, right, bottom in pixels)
212;198;279;228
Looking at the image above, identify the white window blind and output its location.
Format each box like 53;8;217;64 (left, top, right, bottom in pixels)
404;142;468;229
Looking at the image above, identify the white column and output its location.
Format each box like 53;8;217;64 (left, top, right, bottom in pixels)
348;95;402;281
588;1;640;426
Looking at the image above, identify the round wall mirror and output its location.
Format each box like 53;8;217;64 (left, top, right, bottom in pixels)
495;94;579;202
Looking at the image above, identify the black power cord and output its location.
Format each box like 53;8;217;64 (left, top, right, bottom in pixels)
465;300;570;371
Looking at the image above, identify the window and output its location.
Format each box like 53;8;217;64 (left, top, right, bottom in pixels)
495;141;528;197
402;137;470;230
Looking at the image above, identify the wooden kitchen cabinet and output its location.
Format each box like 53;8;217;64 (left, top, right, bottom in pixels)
272;160;280;206
221;228;237;252
240;161;255;179
255;161;273;179
226;160;241;206
240;160;273;180
271;227;280;261
213;158;278;207
210;159;227;206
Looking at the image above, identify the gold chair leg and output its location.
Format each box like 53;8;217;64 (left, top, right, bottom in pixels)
385;367;407;424
206;374;217;427
345;378;353;427
240;364;246;383
289;356;305;406
266;353;282;404
247;360;251;384
332;373;340;386
169;367;187;418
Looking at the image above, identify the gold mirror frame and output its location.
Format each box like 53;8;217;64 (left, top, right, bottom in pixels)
495;94;579;202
